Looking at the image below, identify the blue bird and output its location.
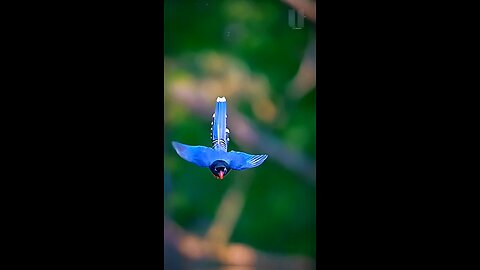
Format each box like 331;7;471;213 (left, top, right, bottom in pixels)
172;97;268;180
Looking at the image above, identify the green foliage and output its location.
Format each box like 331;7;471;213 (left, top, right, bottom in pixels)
165;0;316;259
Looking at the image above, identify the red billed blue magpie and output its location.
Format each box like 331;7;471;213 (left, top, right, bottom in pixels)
172;97;268;180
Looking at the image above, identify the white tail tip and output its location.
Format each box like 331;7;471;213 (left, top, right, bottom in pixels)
216;96;227;102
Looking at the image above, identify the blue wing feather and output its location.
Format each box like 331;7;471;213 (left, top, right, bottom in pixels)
226;151;268;170
172;141;217;167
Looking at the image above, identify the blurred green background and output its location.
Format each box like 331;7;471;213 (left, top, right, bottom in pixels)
164;0;316;262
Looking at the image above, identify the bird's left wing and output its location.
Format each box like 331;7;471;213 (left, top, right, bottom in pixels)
226;150;268;170
172;141;217;167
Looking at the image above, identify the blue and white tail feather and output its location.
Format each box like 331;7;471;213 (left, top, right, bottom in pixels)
211;96;229;151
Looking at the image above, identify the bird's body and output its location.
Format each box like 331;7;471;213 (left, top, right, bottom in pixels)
172;97;268;179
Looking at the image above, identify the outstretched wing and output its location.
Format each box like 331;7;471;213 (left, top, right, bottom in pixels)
226;150;268;170
172;141;217;167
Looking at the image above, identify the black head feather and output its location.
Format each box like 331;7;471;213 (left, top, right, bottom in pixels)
209;160;231;179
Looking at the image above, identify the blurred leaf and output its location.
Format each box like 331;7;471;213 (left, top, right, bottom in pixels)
164;0;316;261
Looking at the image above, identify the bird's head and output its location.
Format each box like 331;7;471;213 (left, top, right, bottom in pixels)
209;160;231;180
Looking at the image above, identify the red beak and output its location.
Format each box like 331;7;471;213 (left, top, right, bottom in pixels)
219;171;224;179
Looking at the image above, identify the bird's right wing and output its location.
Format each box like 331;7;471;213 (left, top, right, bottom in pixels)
226;150;268;170
172;141;217;167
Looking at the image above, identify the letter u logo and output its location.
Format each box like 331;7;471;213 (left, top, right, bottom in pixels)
288;9;304;29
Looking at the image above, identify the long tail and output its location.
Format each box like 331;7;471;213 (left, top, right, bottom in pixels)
211;97;229;151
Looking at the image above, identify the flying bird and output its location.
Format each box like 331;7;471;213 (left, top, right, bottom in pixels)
172;97;268;180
